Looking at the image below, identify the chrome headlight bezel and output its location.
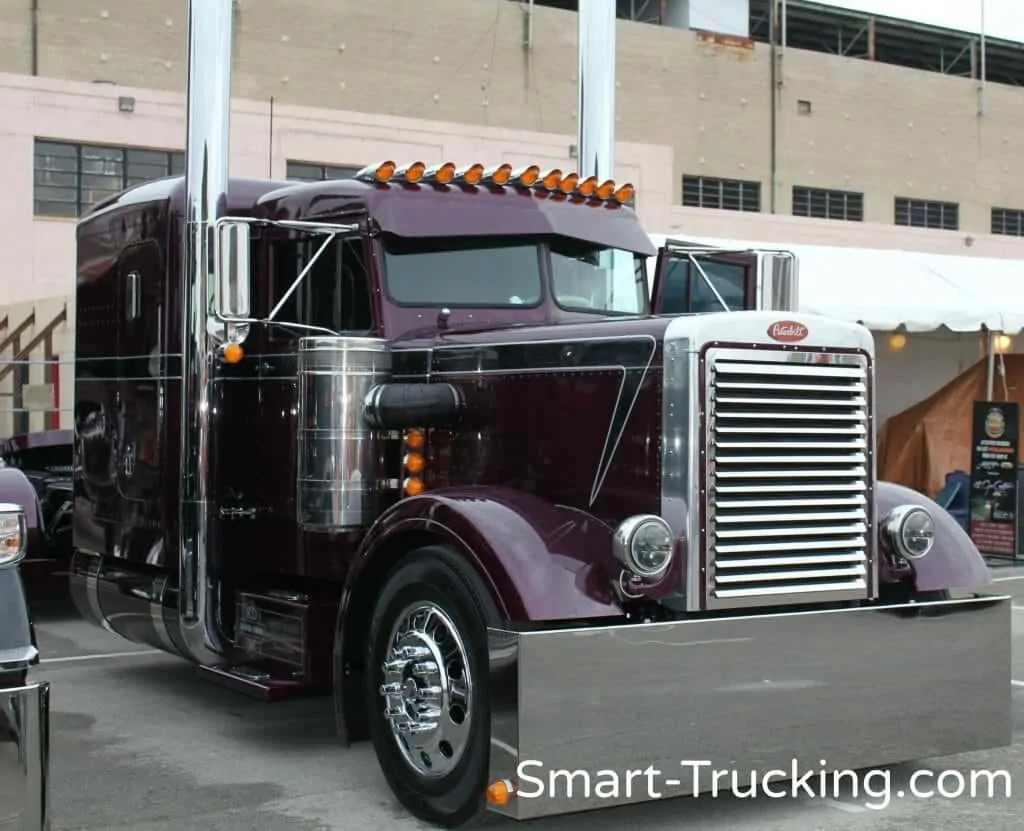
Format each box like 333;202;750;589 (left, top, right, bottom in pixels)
883;504;935;560
612;514;674;582
0;503;27;568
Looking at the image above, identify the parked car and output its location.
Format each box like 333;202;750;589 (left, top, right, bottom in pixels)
0;429;73;593
0;496;51;830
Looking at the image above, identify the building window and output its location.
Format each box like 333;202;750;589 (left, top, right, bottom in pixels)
991;207;1024;236
33;139;184;217
792;186;863;222
894;197;959;231
682;175;760;212
286;161;362;182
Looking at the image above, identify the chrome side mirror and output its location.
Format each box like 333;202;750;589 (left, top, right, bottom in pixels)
213;220;251;319
757;251;799;312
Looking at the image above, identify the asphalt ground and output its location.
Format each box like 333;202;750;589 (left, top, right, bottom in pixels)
25;565;1024;831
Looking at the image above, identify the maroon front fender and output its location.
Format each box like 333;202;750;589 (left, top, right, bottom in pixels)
353;486;624;622
877;481;992;592
333;487;624;743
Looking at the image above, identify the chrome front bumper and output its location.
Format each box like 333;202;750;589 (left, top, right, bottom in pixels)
0;681;50;831
487;594;1011;820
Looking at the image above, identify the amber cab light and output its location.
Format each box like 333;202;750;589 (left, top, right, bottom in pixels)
455;163;485;185
576;176;598;197
511;165;540;187
614;183;635;203
396;161;426;183
596;179;616;200
539;169;562;189
354;160;396;182
405;428;425;450
424;162;456;184
222;343;244;364
404;476;426;496
482;163;513;186
559;172;579;193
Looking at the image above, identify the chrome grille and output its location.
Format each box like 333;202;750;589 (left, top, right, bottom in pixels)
704;348;873;609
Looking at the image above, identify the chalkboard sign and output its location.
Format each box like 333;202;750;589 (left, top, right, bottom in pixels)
969;401;1020;558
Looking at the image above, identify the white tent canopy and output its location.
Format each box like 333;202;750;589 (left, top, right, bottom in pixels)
647;233;1024;334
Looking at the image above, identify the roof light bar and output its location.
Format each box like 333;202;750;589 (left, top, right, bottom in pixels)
354;160;635;203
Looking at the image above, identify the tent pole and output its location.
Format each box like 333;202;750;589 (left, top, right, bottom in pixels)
986;329;995;399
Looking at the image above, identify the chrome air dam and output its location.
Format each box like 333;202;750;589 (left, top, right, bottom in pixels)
486;594;1010;820
0;681;50;831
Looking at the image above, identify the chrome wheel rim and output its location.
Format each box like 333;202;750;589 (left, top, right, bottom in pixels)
379;601;473;778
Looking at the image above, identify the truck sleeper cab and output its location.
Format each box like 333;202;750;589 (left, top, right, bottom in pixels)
69;154;1010;826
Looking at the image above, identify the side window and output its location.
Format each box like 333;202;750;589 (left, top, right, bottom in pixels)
269;234;373;337
660;258;749;314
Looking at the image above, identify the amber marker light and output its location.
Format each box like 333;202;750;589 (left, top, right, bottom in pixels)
539;169;562;189
559;172;579;193
511;165;540;187
486;779;515;806
222;343;244;364
576;175;598;197
354;160;396;183
613;183;635;203
405;428;425;450
404;476;426;496
404;451;426;474
481;163;513;186
424;162;457;184
596;179;616;200
395;161;426;183
456;163;485;185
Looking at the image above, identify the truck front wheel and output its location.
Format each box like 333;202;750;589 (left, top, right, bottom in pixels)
365;546;501;827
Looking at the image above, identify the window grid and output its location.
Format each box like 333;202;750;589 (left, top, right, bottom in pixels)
286;161;363;182
894;196;959;231
682;175;761;212
991;207;1024;236
34;139;184;217
792;186;864;222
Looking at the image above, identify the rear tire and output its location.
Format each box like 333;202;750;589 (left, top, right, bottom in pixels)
365;545;501;827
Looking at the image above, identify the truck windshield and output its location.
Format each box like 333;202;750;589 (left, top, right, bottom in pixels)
381;234;646;314
549;238;646;315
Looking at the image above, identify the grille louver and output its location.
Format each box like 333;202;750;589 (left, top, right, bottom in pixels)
704;348;873;609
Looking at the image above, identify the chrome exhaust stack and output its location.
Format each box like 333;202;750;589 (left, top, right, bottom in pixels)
179;0;234;664
577;0;616;182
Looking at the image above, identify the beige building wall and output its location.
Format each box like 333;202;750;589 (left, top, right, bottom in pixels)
0;0;1021;236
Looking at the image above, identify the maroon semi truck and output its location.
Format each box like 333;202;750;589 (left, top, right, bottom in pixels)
68;0;1010;827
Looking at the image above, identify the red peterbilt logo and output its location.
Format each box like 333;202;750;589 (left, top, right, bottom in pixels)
767;320;808;343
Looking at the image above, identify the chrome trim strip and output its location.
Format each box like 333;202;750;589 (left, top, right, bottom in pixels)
0;681;50;831
661;318;702;611
487;594;1011;820
178;0;234;665
150;575;177;655
84;557;114;634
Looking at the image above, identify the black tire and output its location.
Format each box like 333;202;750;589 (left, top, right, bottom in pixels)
365;545;501;827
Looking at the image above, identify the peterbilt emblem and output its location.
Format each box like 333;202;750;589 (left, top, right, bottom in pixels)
767;321;808;343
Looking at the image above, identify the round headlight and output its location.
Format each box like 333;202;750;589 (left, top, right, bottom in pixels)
883;505;935;560
612;515;674;581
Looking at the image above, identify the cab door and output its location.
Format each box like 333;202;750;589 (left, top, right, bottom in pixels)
114;240;166;563
651;240;797;315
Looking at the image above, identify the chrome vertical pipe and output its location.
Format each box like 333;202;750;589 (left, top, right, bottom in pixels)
577;0;616;182
179;0;234;664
